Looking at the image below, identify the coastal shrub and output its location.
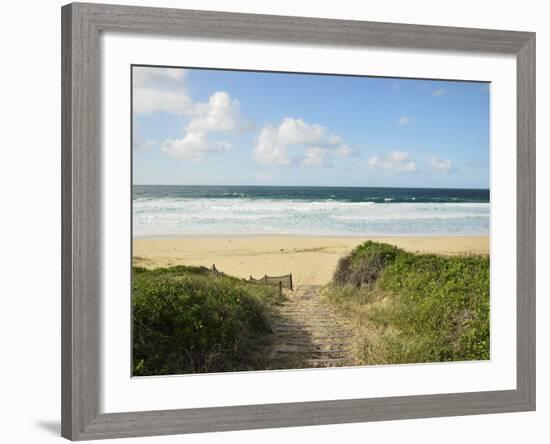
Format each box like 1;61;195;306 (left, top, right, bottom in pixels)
375;253;490;362
333;241;404;287
132;266;280;376
324;241;490;364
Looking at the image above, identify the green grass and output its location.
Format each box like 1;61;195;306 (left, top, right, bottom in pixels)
323;241;490;365
132;265;283;376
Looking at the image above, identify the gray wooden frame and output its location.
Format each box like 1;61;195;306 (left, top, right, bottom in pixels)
61;2;536;440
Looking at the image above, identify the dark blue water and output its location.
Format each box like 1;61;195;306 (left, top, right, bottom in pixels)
133;185;489;204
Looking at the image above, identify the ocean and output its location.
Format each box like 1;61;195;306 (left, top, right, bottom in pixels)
133;185;490;237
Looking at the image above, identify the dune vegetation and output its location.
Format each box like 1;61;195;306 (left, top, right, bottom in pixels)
322;241;490;365
132;265;282;376
132;241;489;376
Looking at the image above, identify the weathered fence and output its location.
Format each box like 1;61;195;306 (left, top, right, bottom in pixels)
211;264;224;277
211;264;293;291
248;273;293;290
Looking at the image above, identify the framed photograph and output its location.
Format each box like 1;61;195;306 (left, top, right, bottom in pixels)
61;2;535;440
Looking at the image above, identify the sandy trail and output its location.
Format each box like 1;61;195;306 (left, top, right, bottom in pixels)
268;285;355;369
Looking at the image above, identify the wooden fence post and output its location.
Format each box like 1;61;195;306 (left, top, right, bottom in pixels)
289;273;293;290
279;281;282;297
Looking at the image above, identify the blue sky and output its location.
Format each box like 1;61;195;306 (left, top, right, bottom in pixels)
133;66;490;188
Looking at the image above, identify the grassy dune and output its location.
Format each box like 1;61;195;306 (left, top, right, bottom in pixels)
132;265;282;376
133;241;489;376
322;241;490;365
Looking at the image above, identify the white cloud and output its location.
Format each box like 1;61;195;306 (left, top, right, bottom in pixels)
133;88;195;115
133;67;248;160
398;116;411;125
301;147;333;168
187;92;246;134
163;92;247;160
133;67;193;115
162;133;233;160
254;124;291;165
432;88;447;97
133;89;195;115
277;118;327;145
368;151;417;173
429;156;455;173
133;67;186;88
254;117;354;167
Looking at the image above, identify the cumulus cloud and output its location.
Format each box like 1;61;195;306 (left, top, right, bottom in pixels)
186;92;246;134
254;117;355;167
397;116;411;125
133;88;194;115
254;124;291;165
133;67;193;115
133;67;248;160
429;156;455;173
162;91;248;160
276;118;327;145
301;147;333;168
133;66;186;87
162;133;233;160
368;151;416;173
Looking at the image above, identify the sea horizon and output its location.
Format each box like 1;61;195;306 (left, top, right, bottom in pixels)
133;183;490;191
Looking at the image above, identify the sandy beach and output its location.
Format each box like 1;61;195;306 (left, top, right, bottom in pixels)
133;236;489;286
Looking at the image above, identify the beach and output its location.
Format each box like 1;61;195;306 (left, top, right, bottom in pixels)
133;235;489;286
133;186;490;286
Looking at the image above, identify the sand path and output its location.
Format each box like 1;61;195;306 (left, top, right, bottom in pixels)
269;285;355;369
